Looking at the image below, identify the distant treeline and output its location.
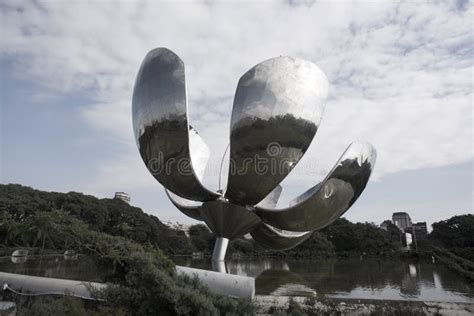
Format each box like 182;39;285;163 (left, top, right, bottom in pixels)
0;184;256;314
191;218;411;258
1;184;472;313
1;184;472;261
188;209;473;260
0;184;192;255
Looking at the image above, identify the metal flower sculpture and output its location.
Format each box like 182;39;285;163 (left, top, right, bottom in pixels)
132;48;376;268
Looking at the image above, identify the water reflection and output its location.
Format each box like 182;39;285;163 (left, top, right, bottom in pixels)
0;255;110;282
1;255;472;303
173;257;474;302
10;256;27;264
227;259;289;278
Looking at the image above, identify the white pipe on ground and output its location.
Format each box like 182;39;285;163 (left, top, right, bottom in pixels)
0;265;255;300
176;266;255;299
0;271;105;300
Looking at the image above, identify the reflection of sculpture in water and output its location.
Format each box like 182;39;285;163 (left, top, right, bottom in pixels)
225;259;290;278
158;256;473;300
132;47;377;271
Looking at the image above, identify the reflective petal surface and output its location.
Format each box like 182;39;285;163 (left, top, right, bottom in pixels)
132;48;219;201
165;189;203;221
255;185;283;209
289;183;322;207
199;200;261;239
255;142;376;232
225;57;329;205
250;223;311;250
131;48;378;263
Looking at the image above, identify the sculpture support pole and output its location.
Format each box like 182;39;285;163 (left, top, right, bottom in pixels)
212;237;229;272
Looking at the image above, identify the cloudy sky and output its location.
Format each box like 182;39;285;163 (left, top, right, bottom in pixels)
1;0;472;229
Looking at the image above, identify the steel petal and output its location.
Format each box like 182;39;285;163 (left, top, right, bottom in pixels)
250;223;311;250
288;183;322;207
132;48;219;201
226;56;329;205
165;189;203;221
255;142;376;231
255;185;283;209
199;201;261;239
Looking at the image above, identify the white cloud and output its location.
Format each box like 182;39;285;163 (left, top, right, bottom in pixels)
1;0;472;210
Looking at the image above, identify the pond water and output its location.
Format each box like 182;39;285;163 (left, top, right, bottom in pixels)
172;257;474;303
0;255;110;283
1;255;472;303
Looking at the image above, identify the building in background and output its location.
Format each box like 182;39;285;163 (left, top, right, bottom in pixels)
387;212;428;251
114;192;131;204
392;212;412;231
412;222;428;240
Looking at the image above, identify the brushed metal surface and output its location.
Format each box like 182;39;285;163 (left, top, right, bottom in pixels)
133;48;377;259
199;200;261;239
225;56;329;205
165;189;203;221
212;237;229;263
289;183;322;207
255;142;376;232
132;48;219;201
250;223;311;250
255;185;283;209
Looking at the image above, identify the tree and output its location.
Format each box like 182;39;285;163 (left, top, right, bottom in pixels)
430;214;474;249
0;184;193;255
188;224;214;253
283;231;335;257
30;211;57;250
321;218;397;255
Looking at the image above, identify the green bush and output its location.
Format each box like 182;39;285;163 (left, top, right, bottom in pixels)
430;214;474;249
0;195;255;315
188;224;214;253
0;184;192;255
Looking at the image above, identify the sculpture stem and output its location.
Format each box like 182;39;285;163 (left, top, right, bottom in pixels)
212;237;229;270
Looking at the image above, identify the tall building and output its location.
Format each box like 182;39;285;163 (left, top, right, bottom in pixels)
413;222;428;240
114;192;131;204
392;212;412;231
